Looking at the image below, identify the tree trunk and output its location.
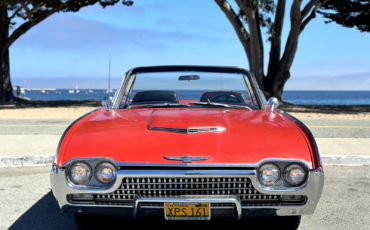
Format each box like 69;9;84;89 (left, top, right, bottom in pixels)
0;48;12;102
0;7;13;102
266;70;290;101
263;69;290;101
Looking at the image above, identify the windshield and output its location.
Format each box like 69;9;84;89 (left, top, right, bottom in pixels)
118;71;260;109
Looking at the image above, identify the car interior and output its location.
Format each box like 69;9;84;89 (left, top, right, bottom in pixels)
199;91;248;105
131;90;180;105
130;90;250;106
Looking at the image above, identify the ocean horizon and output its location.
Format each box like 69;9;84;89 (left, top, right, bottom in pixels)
13;89;370;105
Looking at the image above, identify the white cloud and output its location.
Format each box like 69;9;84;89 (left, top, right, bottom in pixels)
12;13;218;52
286;71;370;90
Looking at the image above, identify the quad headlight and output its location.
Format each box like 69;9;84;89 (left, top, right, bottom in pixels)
69;162;92;184
95;162;117;184
258;163;280;186
284;164;307;186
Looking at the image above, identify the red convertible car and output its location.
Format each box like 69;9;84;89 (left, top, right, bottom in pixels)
51;66;324;229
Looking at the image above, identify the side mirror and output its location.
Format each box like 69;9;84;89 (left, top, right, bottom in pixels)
102;96;113;111
267;97;279;112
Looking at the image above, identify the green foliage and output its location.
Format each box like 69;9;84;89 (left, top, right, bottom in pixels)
4;0;133;26
237;0;276;42
319;0;370;32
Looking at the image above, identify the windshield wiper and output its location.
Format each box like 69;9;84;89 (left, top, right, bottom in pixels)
147;103;190;108
127;103;189;109
188;102;252;111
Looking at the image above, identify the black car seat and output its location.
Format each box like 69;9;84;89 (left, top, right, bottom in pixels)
131;90;179;104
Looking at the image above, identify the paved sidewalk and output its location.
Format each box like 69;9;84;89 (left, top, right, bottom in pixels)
0;135;60;156
316;138;370;156
0;135;369;167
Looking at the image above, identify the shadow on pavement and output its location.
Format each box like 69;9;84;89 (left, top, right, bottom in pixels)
9;192;77;230
9;191;277;230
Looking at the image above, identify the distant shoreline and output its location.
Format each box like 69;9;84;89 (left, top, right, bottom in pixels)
280;103;370;114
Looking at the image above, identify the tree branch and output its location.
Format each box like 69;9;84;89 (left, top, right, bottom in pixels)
8;5;22;21
214;0;252;67
31;2;46;14
5;8;57;50
267;0;286;78
236;0;265;83
290;0;302;25
301;0;320;20
19;1;34;21
255;13;264;73
300;0;330;32
278;0;302;75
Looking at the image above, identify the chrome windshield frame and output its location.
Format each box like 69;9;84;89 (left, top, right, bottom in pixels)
111;65;266;110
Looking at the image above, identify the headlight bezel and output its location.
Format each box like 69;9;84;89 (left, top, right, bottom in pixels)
283;163;308;186
257;163;281;186
94;161;117;184
68;161;92;185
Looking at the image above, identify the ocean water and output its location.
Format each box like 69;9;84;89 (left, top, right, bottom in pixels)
14;89;370;105
283;91;370;105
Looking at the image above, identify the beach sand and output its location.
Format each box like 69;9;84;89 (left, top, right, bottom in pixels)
287;112;370;119
0;107;98;119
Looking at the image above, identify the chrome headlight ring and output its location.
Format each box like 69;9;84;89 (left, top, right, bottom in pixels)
257;163;281;186
284;163;308;186
68;161;92;185
94;162;117;184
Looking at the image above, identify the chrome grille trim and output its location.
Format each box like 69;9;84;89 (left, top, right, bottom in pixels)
93;176;282;206
138;202;235;209
149;127;226;134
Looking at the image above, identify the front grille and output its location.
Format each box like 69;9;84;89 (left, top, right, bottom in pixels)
93;176;283;206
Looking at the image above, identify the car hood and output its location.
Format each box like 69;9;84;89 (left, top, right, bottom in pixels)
61;108;312;166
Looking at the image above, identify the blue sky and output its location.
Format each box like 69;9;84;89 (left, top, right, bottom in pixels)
10;0;370;90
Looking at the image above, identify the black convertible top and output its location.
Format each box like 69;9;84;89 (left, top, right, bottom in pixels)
129;65;251;75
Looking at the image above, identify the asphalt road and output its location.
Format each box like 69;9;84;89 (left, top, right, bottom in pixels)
1;118;370;138
0;165;369;230
0;119;71;135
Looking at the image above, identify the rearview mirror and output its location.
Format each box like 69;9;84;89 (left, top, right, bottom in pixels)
179;75;200;81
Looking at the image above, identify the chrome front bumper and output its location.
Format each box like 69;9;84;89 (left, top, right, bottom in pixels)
50;167;324;219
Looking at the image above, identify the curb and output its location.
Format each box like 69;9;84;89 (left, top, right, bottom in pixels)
1;154;370;168
321;155;370;166
0;154;54;168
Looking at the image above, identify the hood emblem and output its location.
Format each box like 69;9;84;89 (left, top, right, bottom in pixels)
150;127;226;134
164;155;211;163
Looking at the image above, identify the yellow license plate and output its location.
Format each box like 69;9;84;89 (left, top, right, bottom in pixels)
165;203;210;220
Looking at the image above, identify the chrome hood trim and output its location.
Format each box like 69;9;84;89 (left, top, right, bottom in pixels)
163;155;211;163
149;126;226;134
